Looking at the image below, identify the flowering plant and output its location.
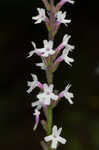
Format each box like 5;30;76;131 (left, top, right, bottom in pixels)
27;0;75;149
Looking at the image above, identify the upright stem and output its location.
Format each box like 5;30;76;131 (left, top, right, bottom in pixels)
49;0;55;41
46;1;55;150
46;69;53;150
46;70;53;133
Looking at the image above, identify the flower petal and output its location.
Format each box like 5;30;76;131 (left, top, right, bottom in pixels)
44;135;53;142
51;139;58;149
57;127;62;136
52;125;58;136
57;136;67;144
32;101;40;107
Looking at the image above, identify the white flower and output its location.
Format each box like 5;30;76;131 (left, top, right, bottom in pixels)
44;125;67;149
62;47;74;66
63;84;74;104
27;41;45;58
41;40;55;57
27;40;55;58
37;84;58;105
27;74;43;93
59;34;75;66
27;74;38;93
33;109;40;130
32;8;46;24
56;11;71;26
32;84;58;109
62;34;75;50
32;98;48;110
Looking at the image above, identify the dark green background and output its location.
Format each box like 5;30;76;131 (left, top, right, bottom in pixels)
0;0;99;150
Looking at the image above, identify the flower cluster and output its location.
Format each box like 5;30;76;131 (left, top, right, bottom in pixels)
27;0;75;149
27;74;74;131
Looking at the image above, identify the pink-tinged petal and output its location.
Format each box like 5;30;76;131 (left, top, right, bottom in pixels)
57;136;67;144
36;52;42;56
55;56;63;63
42;103;47;109
45;17;49;23
44;135;53;142
37;82;43;89
33;114;40;131
56;20;60;26
58;91;64;98
60;0;75;5
59;0;67;6
56;44;64;52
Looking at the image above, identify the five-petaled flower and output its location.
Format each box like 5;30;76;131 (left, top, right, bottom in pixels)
32;8;47;24
27;74;43;93
55;11;71;26
44;125;67;149
59;84;74;104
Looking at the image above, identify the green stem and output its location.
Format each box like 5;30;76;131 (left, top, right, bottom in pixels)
46;70;53;85
46;1;54;150
46;70;53;150
47;106;52;135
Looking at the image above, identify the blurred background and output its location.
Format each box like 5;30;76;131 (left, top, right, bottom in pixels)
0;0;99;150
